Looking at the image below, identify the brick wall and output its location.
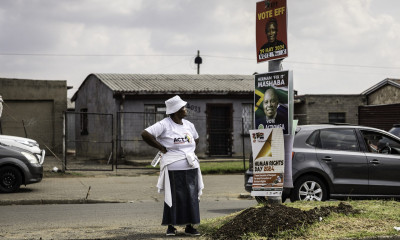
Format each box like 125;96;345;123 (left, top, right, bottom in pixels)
295;95;366;125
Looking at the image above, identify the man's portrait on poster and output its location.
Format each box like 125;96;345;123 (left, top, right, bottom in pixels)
255;88;288;134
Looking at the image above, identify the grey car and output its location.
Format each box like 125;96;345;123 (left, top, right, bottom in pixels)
0;144;43;193
245;124;400;202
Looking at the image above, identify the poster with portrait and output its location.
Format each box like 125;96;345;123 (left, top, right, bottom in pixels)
254;70;293;135
256;0;288;63
249;128;284;197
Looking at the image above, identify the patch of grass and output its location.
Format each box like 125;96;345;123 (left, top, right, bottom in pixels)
278;200;400;240
43;171;86;178
200;200;400;240
145;161;249;174
199;161;249;174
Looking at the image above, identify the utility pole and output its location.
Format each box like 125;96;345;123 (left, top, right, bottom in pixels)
268;59;283;205
268;59;282;72
194;50;202;74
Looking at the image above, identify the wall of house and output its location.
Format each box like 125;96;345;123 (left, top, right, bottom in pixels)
296;95;366;125
0;78;67;154
367;85;400;105
72;75;117;159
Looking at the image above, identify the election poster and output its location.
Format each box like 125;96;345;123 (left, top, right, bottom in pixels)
254;70;293;135
256;0;288;63
249;128;284;196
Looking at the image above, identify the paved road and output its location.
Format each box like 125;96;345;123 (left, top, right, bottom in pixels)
0;200;256;239
0;173;252;204
0;172;256;239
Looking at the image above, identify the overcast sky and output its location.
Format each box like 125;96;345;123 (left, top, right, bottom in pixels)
1;0;400;98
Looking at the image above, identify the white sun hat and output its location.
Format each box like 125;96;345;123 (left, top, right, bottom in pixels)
165;95;187;114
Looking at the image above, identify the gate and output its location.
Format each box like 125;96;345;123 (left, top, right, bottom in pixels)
116;111;166;169
359;104;400;131
64;111;114;171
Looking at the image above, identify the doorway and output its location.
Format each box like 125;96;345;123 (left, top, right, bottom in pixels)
206;104;233;156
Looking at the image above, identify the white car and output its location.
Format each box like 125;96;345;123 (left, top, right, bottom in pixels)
0;135;45;164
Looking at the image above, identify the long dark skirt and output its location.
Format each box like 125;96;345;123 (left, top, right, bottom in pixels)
162;168;200;226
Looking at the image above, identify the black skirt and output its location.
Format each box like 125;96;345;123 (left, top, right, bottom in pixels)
162;168;200;226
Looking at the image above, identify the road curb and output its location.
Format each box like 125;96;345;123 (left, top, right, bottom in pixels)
0;199;125;206
239;193;253;199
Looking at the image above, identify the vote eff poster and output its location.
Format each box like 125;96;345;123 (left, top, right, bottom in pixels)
256;0;288;63
249;128;284;197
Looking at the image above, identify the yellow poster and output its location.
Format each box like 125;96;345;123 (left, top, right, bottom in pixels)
249;128;284;196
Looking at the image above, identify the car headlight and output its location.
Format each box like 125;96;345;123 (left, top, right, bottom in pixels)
21;152;39;164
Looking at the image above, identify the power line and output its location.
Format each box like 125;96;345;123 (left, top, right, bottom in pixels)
1;52;400;70
0;53;192;57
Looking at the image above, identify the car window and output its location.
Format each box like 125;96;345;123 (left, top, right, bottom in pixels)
319;129;359;151
306;130;319;147
361;130;400;155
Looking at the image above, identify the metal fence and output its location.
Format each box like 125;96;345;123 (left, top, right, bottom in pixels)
116;111;153;169
64;111;114;171
114;111;251;169
1;109;252;171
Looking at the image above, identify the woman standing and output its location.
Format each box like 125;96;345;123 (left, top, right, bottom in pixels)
141;95;203;236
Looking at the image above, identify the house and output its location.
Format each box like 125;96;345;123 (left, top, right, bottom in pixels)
71;73;255;159
0;78;68;153
294;78;400;131
294;94;367;125
359;78;400;131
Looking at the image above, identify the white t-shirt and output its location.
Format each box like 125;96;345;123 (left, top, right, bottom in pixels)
145;117;199;170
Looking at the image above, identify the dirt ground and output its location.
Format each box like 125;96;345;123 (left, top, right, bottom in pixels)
210;202;360;240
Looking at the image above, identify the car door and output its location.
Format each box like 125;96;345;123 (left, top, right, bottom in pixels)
360;130;400;195
316;128;369;194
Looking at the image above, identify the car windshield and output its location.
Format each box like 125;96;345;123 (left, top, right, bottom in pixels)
389;127;400;137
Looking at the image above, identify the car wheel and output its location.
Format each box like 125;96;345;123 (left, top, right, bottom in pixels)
291;175;327;202
0;166;22;193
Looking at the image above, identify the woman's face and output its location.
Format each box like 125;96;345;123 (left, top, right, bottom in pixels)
266;23;277;43
176;106;187;118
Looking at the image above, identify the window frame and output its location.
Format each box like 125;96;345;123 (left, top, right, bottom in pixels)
328;112;346;124
144;104;166;128
241;103;254;136
80;108;88;135
360;129;400;155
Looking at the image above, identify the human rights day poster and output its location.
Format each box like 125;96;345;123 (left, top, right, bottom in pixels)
254;70;293;135
256;0;288;63
249;128;284;197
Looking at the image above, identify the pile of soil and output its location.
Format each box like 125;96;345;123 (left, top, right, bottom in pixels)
211;202;360;239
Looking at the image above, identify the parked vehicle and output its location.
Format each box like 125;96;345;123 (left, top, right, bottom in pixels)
245;124;400;202
389;124;400;138
0;144;43;193
0;135;45;164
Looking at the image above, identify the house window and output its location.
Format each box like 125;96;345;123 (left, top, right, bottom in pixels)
242;103;254;135
144;105;166;127
329;112;346;123
80;108;88;135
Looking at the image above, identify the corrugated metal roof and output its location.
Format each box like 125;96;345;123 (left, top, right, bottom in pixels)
93;73;254;94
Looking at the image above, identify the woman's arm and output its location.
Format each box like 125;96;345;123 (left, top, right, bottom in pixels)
141;130;167;153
